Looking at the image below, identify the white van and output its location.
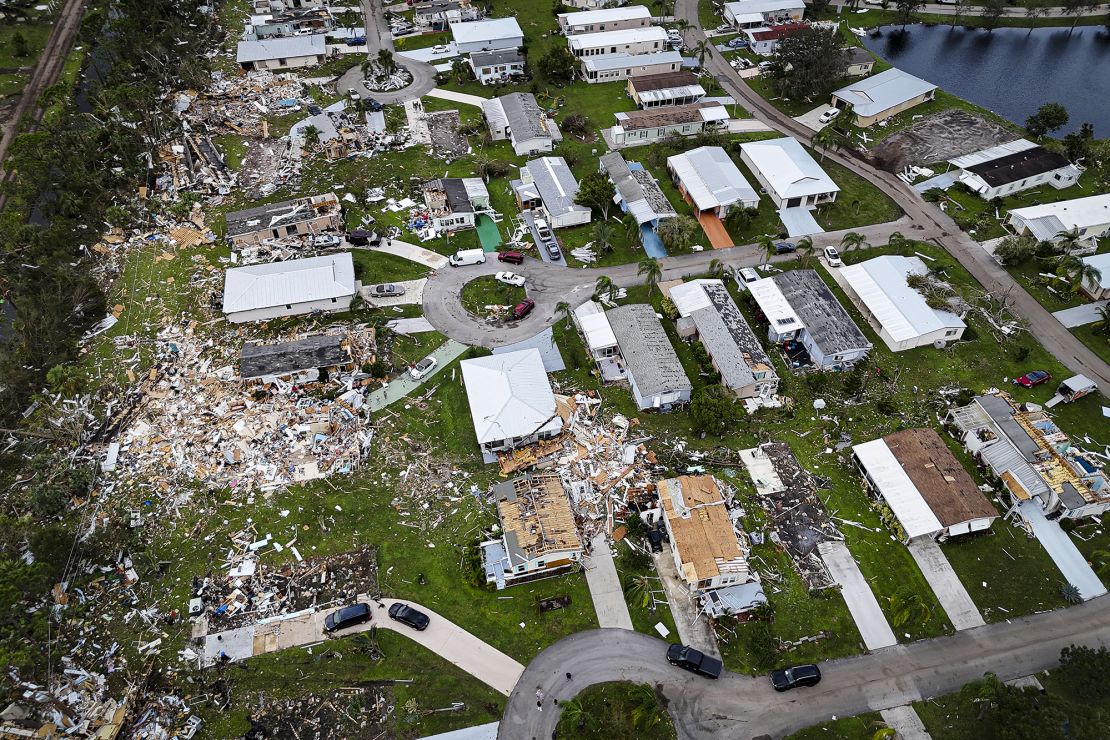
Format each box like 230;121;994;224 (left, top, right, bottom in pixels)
449;248;487;267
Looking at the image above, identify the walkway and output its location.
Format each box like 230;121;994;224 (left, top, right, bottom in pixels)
365;339;468;412
204;598;524;696
1054;299;1108;328
880;706;932;740
907;539;985;631
696;211;734;248
652;551;720;656
475;214;502;251
818;541;898;650
1019;501;1107;601
370;240;449;269
582;534;634;630
426;87;488;109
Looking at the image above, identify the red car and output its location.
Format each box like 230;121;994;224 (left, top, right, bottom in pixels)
511;298;535;320
1013;370;1051;388
497;251;524;265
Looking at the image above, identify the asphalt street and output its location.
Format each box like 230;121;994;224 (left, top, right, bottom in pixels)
336;0;436;105
498;598;1110;739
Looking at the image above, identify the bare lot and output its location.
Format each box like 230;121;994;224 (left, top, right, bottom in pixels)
867;110;1014;171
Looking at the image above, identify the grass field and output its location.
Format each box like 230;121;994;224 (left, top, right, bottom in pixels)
787;712;887;740
459;274;526;315
555;682;676;740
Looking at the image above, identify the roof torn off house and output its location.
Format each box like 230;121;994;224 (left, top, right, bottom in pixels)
740;443;839;589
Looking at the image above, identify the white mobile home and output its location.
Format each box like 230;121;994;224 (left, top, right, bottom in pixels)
222;253;357;323
739;136;838;209
558;6;653;35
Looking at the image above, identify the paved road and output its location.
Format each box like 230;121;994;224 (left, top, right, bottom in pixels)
675;0;1110;396
335;0;436;105
498;597;1110;740
421;219;915;347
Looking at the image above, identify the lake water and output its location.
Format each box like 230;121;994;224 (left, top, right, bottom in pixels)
860;24;1110;137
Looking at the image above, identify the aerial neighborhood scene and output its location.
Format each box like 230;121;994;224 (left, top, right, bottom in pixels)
3;0;1110;737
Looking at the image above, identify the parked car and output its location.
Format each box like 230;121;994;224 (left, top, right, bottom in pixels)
534;217;553;239
370;283;405;297
727;38;749;48
431;44;449;54
307;104;323;115
449;248;486;267
347;229;380;247
512;298;536;320
774;241;796;254
1013;370;1051;388
312;234;342;248
545;241;562;260
323;603;371;632
365;97;383;111
409;356;438;380
769;664;821;692
496;271;526;287
735;266;761;286
346;36;367;46
497;250;524;265
758;61;774;70
388;602;431;631
347;87;361;100
666;644;722;679
819;108;841;124
823;246;842;267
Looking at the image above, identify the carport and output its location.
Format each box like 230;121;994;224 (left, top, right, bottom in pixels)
696;212;734;249
777;206;824;238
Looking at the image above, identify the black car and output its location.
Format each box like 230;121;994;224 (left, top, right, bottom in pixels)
666;643;722;679
769;664;821;692
388;602;431;631
323;603;371;632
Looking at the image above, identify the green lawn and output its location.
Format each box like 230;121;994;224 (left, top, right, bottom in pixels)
787;712;887;740
1071;321;1110;367
555;682;675;740
459;274;526;315
1065;513;1110;589
811;156;902;232
613;542;679;640
351;249;430;285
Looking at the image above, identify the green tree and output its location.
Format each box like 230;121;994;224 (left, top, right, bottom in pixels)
451;58;471;84
593;220;613;253
759;234;778;263
1063;0;1092;33
555;300;571;327
841;231;868;252
887;231;909;252
993;235;1037;266
11;31;29;58
621;210;641;243
302;124;321;149
768;27;847;100
1026;102;1069;138
887;588;932;628
981;0;1007;32
1025;4;1046;33
708;258;725;278
656;215;699;251
637;257;663;294
812;125;839;161
538;46;577;85
575;171;617;220
1093;306;1110;337
595;275;616;302
949;0;969;27
693;39;711;65
1063;122;1095;161
558;698;593;731
690;385;743;436
628;684;663;731
796;236;815;267
377;49;396;73
895;0;924;29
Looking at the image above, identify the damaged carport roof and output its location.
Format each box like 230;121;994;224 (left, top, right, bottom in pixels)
240;335;349;379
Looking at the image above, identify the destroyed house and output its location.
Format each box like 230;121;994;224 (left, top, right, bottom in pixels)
658;475;758;606
414;0;477;29
605;304;692;411
482;93;562;156
627;70;706;109
747;270;871;370
460;348;564;463
853;428;998;542
948;139;1079;201
249;7;334;39
609;102;729;147
670;280;778;400
221;252;357;323
599;151;677;227
236;33;327;71
239;335;351;380
947;394;1110;519
422;178;490;231
225;193;343;247
482;473;584;589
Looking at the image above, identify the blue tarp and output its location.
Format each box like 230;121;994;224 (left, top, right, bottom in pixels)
640;223;668;258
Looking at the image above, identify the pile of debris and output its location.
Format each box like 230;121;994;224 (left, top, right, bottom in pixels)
423;109;470;160
243;685;393;739
182;70;305;137
363;61;412;92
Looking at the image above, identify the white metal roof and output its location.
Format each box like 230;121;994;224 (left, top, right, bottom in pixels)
237;34;326;63
746;277;804;334
460;348;560;445
636;83;706;104
777;206;824;237
667;145;757;212
667;279;716;317
222;253;355;314
1082;253;1110;290
450;17;523;45
948;139;1038;170
739;137;839;200
559;5;652;27
580;312;618;351
582;50;682;72
853;438;943;539
832;68;937;117
840;255;965;342
568;26;666;51
724;0;805;15
1010;193;1110;233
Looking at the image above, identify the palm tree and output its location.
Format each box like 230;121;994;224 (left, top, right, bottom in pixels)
1093;305;1110;337
758;234;777;263
593;221;613;253
638;257;663;294
840;231;868;252
961;672;1005;720
1054;254;1101;294
812;126;838;161
622;211;641;243
796;236;815;267
302;124;321;150
694;39;711;65
555;300;571;327
595;275;615;302
1089;549;1110;577
559;698;593;731
623;573;655;608
1053;226;1083;255
887;589;931;628
629;684;662;731
708;258;725;278
887;231;908;252
1025;4;1046;33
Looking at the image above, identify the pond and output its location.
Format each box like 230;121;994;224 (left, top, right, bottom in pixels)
860;24;1110;137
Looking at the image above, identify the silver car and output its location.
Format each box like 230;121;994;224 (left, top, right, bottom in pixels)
371;283;406;297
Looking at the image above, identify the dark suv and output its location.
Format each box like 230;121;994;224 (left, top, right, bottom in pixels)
388;602;431;631
323;603;371;632
666;644;722;679
769;664;821;692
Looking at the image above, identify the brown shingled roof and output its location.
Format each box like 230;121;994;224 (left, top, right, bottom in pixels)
884;428;998;527
628;70;699;92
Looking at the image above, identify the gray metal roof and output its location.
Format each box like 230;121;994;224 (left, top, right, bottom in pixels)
582;50;682;72
498;93;558;142
599;151;676;225
667;146;756;212
975;395;1040;461
471;49;524;67
237;34;326;63
521;157;591;221
832;67;937;117
605;304;691;399
689;281;776;392
240;335;348;379
773;270;871;358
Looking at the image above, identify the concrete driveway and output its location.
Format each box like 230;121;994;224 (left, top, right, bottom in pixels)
369;240;449;269
365;338;469;411
397;43;460;63
818;541;897;650
795;103;837;132
360;277;426;306
582;534;634;630
907;538;984;630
